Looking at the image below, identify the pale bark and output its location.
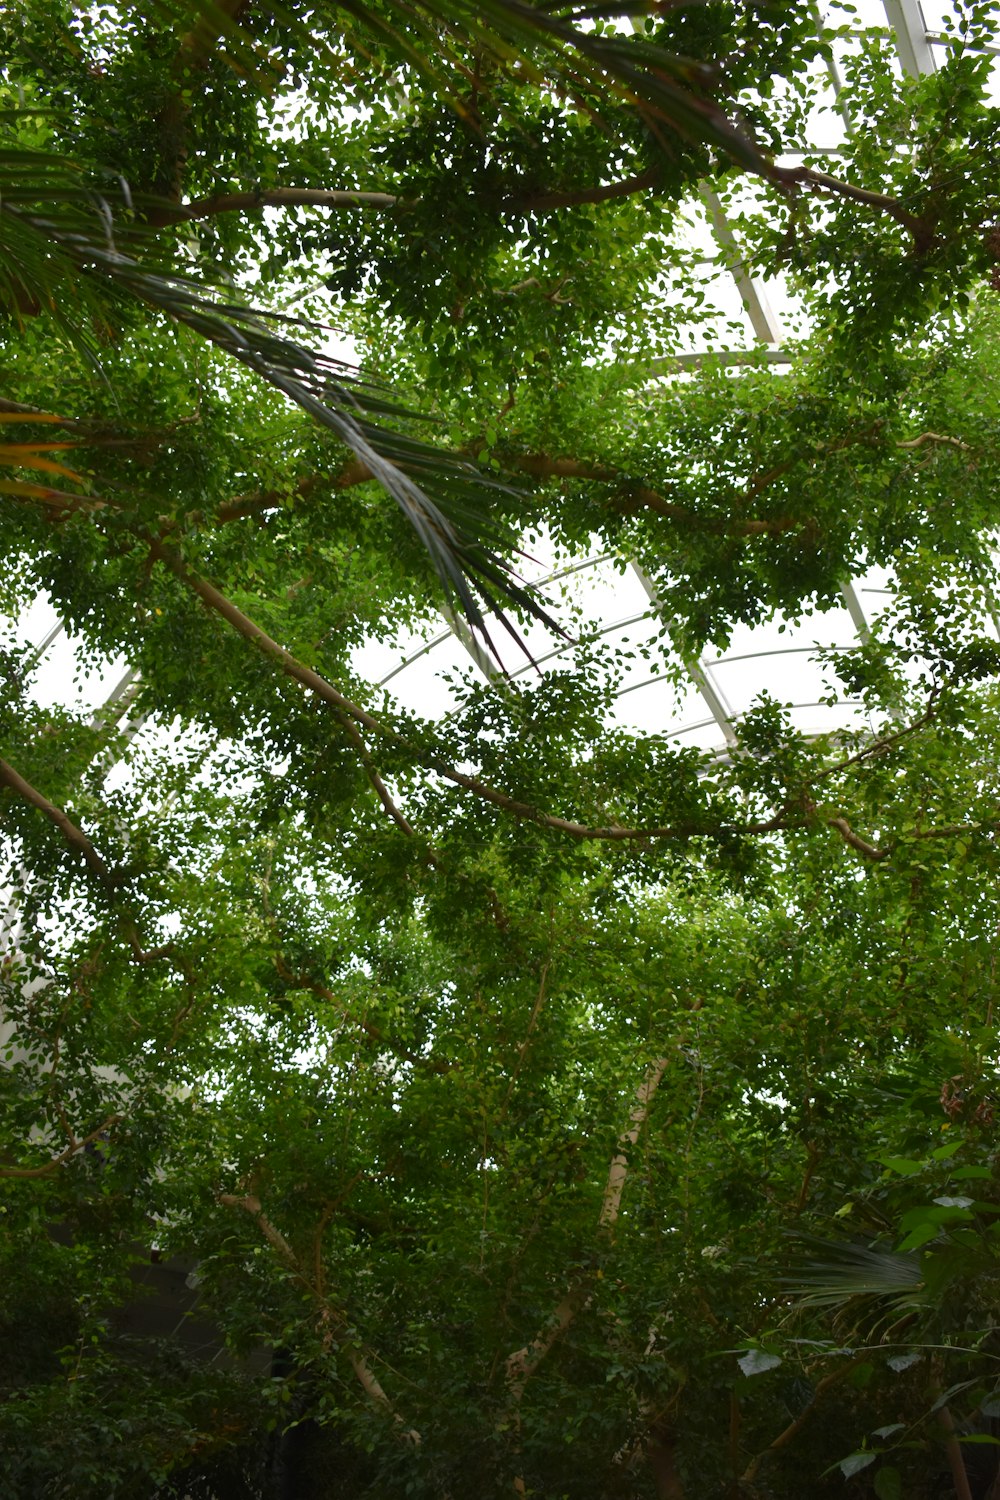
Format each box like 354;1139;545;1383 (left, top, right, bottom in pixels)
504;1056;670;1493
219;1191;421;1443
599;1057;669;1233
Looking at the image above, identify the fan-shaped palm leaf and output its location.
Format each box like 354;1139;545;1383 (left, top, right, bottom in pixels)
784;1235;925;1309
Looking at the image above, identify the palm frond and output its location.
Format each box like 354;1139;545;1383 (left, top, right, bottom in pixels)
784;1235;925;1309
0;151;561;656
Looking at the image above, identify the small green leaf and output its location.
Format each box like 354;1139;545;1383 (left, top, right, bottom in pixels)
897;1223;940;1251
839;1451;877;1478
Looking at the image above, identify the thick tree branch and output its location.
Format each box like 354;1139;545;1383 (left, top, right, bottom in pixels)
161;158;927;239
503;163;662;212
152;0;252;206
173;187;402;223
826;816;887;862
505;1280;594;1405
770;163;927;241
599;1056;669;1232
0;758;177;963
505;1056;669;1401
169;165;662;226
218;1191;299;1265
897;430;972;452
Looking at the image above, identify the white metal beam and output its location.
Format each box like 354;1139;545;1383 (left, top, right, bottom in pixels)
699;186;785;347
883;0;937;76
631;562;739;745
839;580;871;643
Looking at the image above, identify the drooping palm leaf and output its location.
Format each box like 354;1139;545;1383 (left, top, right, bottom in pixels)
0;147;561;655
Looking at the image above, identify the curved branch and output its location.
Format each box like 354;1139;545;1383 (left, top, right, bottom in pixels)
218;1190;420;1443
0;758;175;963
770;163;926;240
826;816;886;862
741;1354;869;1484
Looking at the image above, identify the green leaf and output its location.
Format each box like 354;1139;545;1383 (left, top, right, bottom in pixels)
737;1349;782;1377
880;1156;925;1176
874;1465;903;1500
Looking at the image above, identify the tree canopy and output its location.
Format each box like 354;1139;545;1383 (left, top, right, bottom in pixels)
3;3;1000;1497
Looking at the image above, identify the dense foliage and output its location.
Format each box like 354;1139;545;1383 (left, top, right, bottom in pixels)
3;2;1000;1496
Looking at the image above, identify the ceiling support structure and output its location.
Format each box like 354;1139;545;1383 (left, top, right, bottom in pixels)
883;0;937;76
630;562;740;747
699;186;785;348
839;581;871;644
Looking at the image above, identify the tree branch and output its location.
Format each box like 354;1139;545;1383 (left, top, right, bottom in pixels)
218;1190;420;1442
770;163;927;240
0;758;116;887
0;758;177;963
505;1056;669;1399
741;1354;870;1483
896;430;972;452
168;165;664;227
0;1112;122;1178
162;158;927;240
826;816;887;862
599;1057;669;1232
504;163;662;212
172;187;402;223
152;0;252;205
